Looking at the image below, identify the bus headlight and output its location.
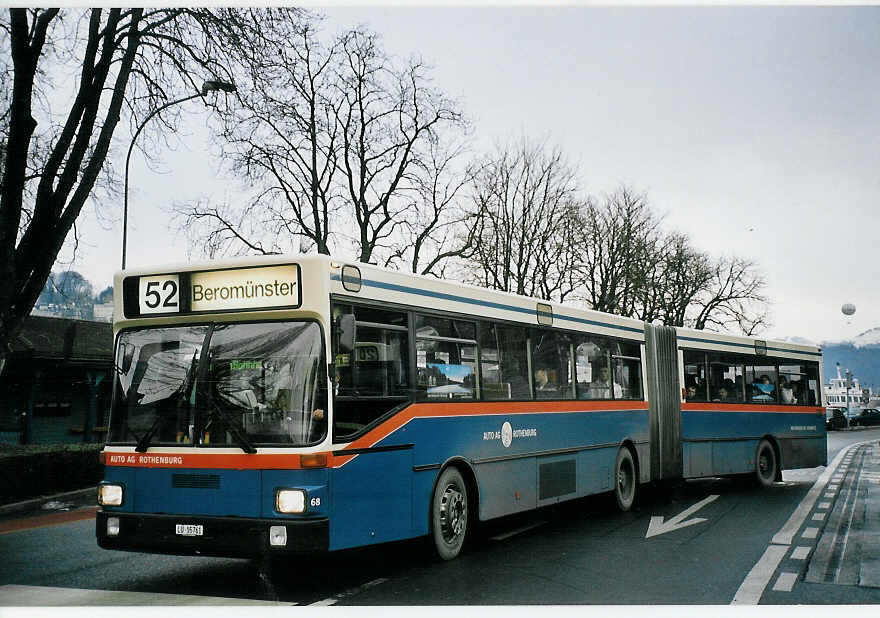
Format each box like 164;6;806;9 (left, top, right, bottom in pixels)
275;489;306;513
98;484;123;506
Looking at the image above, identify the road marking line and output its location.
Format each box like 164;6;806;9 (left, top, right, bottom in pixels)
818;502;831;509
824;492;835;498
734;441;877;605
791;546;810;560
771;445;850;546
772;572;798;592
308;577;389;606
491;520;547;541
731;545;788;604
811;513;826;521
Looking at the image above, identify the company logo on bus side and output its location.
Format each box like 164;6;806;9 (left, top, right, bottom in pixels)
482;421;538;447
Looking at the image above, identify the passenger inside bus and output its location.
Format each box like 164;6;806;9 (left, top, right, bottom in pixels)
751;375;775;401
779;377;798;404
712;386;732;402
591;366;622;399
534;366;557;398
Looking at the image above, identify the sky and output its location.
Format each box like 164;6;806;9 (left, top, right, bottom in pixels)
65;5;880;345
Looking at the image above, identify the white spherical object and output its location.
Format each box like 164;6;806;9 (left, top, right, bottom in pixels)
841;303;856;316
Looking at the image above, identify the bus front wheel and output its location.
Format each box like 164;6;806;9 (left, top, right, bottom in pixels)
431;467;469;560
614;447;637;512
755;439;777;488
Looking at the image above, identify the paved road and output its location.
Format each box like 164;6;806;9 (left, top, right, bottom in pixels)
1;427;879;606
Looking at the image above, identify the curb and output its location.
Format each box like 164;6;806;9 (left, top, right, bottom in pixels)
0;486;96;517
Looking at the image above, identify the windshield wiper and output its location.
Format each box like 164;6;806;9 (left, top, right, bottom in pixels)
135;414;165;452
206;402;256;454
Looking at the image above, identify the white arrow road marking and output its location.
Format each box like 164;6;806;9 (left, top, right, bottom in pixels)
645;494;719;538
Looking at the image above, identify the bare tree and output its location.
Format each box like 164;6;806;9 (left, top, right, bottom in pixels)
466;137;584;302
335;28;466;265
647;232;713;326
690;255;770;335
0;7;271;365
383;131;479;276
575;187;663;315
174;13;340;257
175;21;469;271
571;186;768;334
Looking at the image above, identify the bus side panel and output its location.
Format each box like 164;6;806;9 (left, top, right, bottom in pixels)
477;458;537;520
712;440;755;475
329;449;413;551
412;469;438;538
780;437;827;469
681;409;825;478
577;448;613;496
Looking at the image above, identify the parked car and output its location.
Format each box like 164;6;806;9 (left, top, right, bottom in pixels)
851;408;880;427
845;407;863;422
826;407;848;430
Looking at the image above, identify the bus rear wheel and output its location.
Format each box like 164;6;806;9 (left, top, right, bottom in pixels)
431;467;469;561
614;447;637;512
755;439;777;488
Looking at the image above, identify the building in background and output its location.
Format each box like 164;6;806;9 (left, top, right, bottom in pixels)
0;316;112;444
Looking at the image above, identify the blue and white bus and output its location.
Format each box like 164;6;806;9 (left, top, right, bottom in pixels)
97;255;825;560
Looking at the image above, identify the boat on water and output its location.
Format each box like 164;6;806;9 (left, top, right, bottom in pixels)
824;364;871;418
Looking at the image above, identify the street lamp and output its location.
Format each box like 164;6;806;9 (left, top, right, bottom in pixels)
121;79;236;269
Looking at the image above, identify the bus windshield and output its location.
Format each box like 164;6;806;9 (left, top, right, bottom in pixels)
108;321;326;448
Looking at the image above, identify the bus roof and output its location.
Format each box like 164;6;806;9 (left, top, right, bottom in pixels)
114;253;821;358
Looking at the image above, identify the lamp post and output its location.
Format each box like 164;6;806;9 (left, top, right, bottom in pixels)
121;80;236;269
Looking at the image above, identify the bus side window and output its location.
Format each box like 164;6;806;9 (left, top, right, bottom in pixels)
611;340;642;400
531;328;574;399
575;336;611;400
331;303;409;440
415;314;477;401
683;350;708;402
480;321;528;401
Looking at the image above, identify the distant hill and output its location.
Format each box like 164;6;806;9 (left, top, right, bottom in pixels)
820;328;880;390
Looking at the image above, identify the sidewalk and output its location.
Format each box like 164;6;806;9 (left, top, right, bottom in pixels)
0;486;96;518
806;440;880;588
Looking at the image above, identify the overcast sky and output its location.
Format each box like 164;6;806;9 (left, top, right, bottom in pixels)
68;6;879;345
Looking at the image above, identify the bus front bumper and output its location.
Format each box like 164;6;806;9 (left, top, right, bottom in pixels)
96;510;329;558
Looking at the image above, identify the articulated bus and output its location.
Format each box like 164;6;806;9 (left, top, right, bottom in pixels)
97;255;826;560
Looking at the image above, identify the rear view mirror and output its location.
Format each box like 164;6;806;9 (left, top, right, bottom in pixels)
338;313;356;354
120;343;135;374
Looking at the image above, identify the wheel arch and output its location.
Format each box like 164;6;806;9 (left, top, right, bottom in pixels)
618;438;642;485
760;434;783;481
428;457;480;527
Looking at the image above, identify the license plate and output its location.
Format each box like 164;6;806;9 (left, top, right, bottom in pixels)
175;524;203;536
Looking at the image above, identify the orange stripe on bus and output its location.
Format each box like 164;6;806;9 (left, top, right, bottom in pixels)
333;400;648;467
104;400;649;470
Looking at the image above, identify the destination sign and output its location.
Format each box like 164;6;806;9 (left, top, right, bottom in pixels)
126;264;301;317
190;265;299;312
